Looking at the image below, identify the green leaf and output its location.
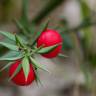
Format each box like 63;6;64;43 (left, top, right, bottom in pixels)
14;19;29;37
15;35;25;48
9;63;22;81
31;20;49;46
18;0;31;37
29;24;35;34
21;0;29;21
0;42;18;51
30;57;49;72
20;0;29;27
1;37;16;45
39;20;49;33
37;44;60;54
58;53;68;58
15;35;29;50
0;62;13;72
0;31;27;44
22;56;30;80
0;51;23;61
35;70;43;86
0;31;15;41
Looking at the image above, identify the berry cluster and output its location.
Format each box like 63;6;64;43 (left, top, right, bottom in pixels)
3;29;62;86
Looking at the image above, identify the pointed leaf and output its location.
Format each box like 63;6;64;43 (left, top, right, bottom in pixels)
37;44;61;54
58;53;68;58
15;35;25;48
9;63;22;81
0;31;27;44
0;51;23;61
14;19;29;37
17;35;28;44
39;20;49;33
29;24;35;34
15;0;31;37
1;37;16;44
31;20;49;46
0;42;18;51
22;56;30;80
30;57;49;72
35;70;43;86
15;35;28;48
0;62;13;72
0;31;15;41
21;0;29;22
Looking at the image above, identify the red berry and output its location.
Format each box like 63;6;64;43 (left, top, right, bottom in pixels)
37;29;62;58
9;60;35;86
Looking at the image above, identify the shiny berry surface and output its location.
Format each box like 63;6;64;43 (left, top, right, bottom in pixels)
9;60;35;86
37;29;62;58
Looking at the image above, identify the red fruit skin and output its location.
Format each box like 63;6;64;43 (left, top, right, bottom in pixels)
37;29;62;58
9;60;35;86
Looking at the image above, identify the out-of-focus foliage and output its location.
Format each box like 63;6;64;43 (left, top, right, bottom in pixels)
0;0;21;22
32;0;65;24
0;0;96;94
